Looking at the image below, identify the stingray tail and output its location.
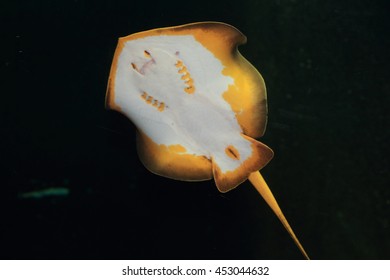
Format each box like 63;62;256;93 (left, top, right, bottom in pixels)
248;171;310;260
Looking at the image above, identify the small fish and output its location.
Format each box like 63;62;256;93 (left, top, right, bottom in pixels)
19;187;70;199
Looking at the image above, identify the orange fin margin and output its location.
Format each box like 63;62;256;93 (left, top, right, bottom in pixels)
213;136;273;193
136;131;212;181
248;171;310;259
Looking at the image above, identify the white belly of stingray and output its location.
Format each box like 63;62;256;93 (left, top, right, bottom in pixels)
113;35;254;172
172;97;253;174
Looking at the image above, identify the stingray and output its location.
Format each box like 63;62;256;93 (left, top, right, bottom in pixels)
106;22;309;259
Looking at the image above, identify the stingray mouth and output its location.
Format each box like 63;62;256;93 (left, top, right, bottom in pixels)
131;50;156;75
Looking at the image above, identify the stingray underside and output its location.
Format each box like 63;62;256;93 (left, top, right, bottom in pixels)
107;22;273;192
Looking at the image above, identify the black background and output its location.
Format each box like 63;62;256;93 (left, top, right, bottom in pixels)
2;0;389;259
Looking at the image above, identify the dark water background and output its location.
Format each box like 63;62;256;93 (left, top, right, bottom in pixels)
2;0;389;259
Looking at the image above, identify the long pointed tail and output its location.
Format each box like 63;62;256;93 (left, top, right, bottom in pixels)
248;171;310;260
